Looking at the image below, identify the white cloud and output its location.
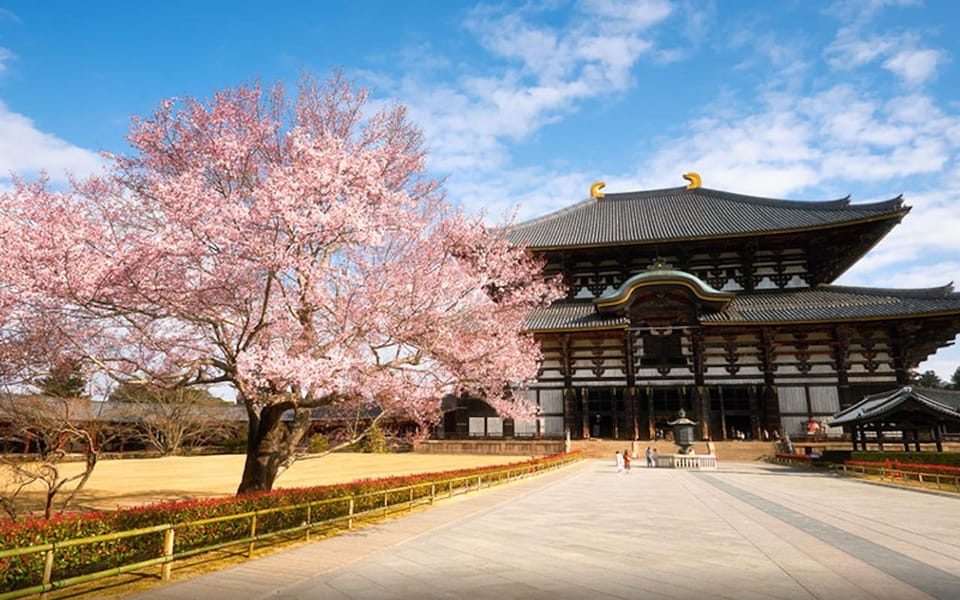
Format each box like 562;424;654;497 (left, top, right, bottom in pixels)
0;101;104;188
399;2;674;177
883;48;943;86
825;7;944;87
578;0;674;31
0;47;14;76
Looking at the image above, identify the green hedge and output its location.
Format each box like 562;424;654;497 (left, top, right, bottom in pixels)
850;451;960;467
0;452;579;591
818;450;853;464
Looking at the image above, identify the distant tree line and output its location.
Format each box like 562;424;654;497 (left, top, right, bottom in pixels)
912;366;960;390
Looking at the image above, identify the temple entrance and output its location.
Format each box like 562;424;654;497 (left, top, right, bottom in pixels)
584;388;616;438
578;387;632;439
644;386;691;440
708;386;756;440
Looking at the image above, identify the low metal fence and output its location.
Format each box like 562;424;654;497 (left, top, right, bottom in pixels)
831;462;960;493
0;453;581;600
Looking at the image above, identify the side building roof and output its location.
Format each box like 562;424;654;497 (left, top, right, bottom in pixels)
507;186;907;249
830;386;960;426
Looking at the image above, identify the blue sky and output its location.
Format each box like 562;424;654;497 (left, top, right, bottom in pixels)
1;0;959;379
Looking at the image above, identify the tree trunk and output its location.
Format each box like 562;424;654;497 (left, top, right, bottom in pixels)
236;401;309;494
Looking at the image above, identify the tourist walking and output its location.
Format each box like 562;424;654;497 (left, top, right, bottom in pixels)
623;450;631;474
651;448;658;467
645;446;653;468
615;450;624;473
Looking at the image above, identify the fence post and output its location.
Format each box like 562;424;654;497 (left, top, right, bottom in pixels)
40;547;55;599
305;505;312;541
409;487;414;511
348;497;355;529
383;490;388;517
248;513;258;558
161;526;175;581
430;484;435;505
477;475;482;491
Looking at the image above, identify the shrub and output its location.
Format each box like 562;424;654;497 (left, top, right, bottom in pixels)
307;433;329;454
818;450;853;464
361;425;388;454
220;437;247;454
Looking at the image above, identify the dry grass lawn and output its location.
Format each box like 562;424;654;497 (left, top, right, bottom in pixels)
3;453;527;514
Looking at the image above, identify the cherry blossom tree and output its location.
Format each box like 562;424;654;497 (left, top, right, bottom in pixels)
0;73;562;493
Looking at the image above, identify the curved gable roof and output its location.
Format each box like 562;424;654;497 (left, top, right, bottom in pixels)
594;269;734;314
507;186;907;249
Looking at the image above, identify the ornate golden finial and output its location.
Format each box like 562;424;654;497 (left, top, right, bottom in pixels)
590;181;606;198
683;172;701;189
647;258;674;271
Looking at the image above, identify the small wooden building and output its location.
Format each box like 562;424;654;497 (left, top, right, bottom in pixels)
831;386;960;451
438;176;960;442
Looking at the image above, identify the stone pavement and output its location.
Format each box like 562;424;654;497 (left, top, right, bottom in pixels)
132;460;960;600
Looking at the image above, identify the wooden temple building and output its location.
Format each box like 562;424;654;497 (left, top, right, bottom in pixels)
830;386;960;452
438;174;960;442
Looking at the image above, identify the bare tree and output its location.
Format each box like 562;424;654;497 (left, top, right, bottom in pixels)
110;383;239;455
0;395;123;520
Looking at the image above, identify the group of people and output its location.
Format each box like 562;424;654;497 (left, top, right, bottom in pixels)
615;447;659;474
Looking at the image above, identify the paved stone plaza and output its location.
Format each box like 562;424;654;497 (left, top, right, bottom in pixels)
134;460;960;600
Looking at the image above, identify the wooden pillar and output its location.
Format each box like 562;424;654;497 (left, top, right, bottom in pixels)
581;388;590;439
914;429;921;452
646;387;655;440
563;388;579;440
934;425;943;452
625;387;638;440
691;330;709;440
748;386;761;441
718;387;728;441
760;327;780;436
876;424;884;452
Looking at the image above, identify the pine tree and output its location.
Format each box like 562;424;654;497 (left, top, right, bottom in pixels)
35;357;86;398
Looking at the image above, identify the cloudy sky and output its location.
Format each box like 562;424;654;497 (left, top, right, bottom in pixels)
1;0;959;378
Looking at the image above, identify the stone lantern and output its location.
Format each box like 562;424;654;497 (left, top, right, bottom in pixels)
668;408;698;455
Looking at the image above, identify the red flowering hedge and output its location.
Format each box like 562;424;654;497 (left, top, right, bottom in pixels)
0;452;579;591
849;451;960;467
845;459;960;476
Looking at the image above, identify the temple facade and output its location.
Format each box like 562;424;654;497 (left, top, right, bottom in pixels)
438;176;960;442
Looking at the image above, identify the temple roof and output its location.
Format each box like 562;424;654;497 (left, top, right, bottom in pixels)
523;284;960;331
701;284;960;324
830;386;960;426
507;186;907;249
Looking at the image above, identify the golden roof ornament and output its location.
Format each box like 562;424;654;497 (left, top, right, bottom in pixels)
590;181;606;198
683;172;701;189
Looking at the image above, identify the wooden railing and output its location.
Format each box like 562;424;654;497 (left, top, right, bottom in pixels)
831;462;960;493
0;454;581;600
